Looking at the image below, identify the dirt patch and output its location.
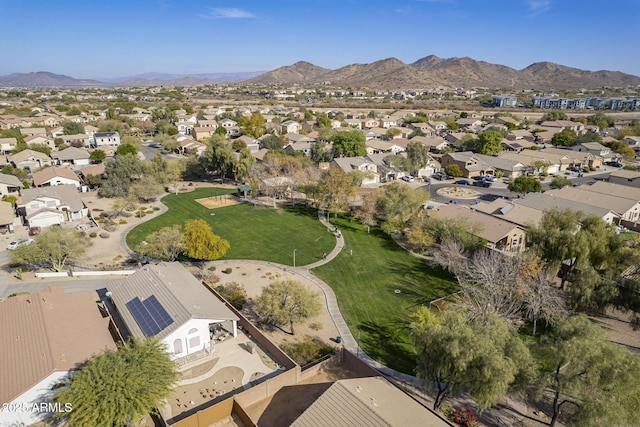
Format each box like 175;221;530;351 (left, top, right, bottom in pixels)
196;195;243;209
436;186;481;200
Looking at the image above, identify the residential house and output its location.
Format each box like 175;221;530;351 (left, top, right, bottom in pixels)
575;142;612;162
24;135;55;151
331;157;380;185
506;129;535;143
494;116;521;127
0;286;116;427
440;152;494;178
285;141;313;157
444;132;472;147
473;153;528;178
410;135;449;152
434;204;527;253
18;184;88;228
55;147;91;166
540;147;603;169
283;133;315;146
623;136;640;151
0;200;16;233
177;138;207;156
289;376;450;427
10;149;53;171
546;186;640;225
93;131;121;147
280;120;302;134
502;139;537;151
514;192;619;225
192;127;216;141
106;262;240;361
608;169;640;188
408;122;436;136
499;149;572;174
429;120;448;132
472;199;543;228
344;119;362;129
19;127;47;137
33;166;82;188
365;139;405;155
62;133;91;147
196;119;218;128
378;117;397;128
78;163;106;183
0;137;17;154
361;118;379;129
0;173;22;198
540;120;586;134
455;118;483;130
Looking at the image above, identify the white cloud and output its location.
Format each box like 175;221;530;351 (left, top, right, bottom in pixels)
198;7;255;19
526;0;551;16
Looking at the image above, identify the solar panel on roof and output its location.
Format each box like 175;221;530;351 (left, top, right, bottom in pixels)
125;295;174;337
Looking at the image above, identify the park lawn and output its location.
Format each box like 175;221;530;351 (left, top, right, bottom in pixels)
126;188;335;266
311;215;458;374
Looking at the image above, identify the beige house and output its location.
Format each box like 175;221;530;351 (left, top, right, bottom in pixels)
32;166;81;187
331;157;380;185
435;204;527;253
10;149;53;171
440;152;494;178
0;286;116;426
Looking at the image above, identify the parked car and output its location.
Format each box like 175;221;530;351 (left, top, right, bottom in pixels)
401;175;415;183
432;172;448;181
7;238;34;250
605;161;623;167
454;179;471;185
473;179;491;187
568;166;581;172
28;226;41;236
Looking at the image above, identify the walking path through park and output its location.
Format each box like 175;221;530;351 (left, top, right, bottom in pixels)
116;195;539;426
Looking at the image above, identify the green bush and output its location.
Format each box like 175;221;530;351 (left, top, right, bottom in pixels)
215;282;247;309
119;220;127;225
89;232;97;238
280;337;336;366
223;267;232;274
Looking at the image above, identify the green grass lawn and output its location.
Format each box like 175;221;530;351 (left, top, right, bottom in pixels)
311;215;458;374
126;188;335;266
127;189;458;375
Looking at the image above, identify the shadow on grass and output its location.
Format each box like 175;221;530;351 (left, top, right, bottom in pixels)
358;317;417;374
385;261;458;308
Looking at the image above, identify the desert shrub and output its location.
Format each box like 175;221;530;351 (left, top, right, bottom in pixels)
280;337;336;366
153;206;161;211
208;266;216;271
104;225;116;232
99;232;110;238
89;232;97;238
120;211;133;218
308;322;323;331
188;182;194;186
99;212;108;218
215;282;247;310
146;209;154;214
119;219;127;224
223;267;232;274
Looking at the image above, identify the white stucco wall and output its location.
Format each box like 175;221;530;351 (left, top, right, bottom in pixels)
162;318;237;360
1;371;72;427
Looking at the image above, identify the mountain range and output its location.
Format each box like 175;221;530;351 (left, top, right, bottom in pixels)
1;55;639;90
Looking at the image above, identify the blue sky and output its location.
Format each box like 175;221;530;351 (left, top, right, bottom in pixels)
1;0;639;78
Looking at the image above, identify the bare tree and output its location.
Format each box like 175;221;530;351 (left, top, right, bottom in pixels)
429;239;467;274
522;271;567;336
455;249;523;325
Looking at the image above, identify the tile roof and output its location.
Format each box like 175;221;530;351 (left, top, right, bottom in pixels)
435;204;523;244
290;377;449;427
107;262;239;340
56;147;90;161
32;166;80;186
0;286;116;404
20;184;86;212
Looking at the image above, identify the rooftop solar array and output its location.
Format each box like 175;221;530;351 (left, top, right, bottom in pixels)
125;295;174;337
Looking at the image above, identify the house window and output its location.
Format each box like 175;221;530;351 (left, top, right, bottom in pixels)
173;339;183;354
188;328;200;348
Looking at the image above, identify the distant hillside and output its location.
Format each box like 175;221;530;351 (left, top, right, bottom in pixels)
247;55;640;90
0;71;263;88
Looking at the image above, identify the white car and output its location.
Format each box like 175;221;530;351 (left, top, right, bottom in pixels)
7;238;34;250
401;175;415;183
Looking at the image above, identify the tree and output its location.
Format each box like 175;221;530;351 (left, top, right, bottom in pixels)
89;149;106;163
316;167;356;219
253;279;321;335
386;128;402;140
352;191;378;233
444;164;463;178
310;140;333;163
608;139;636;158
538;315;640;427
475;129;503;155
316;112;331;128
215;282;247;310
376;182;428;235
183;219;230;260
508;176;542;195
411;308;535;411
136;225;185;261
130;176;164;202
406;141;430;172
539;111;568;122
551;129;577;147
260;134;286;150
10;226;89;271
116;143;138;156
203;137;235;182
241;113;266;138
61;120;85;135
100;155;144;198
330;130;366;157
549;176;571;189
53;338;178;427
